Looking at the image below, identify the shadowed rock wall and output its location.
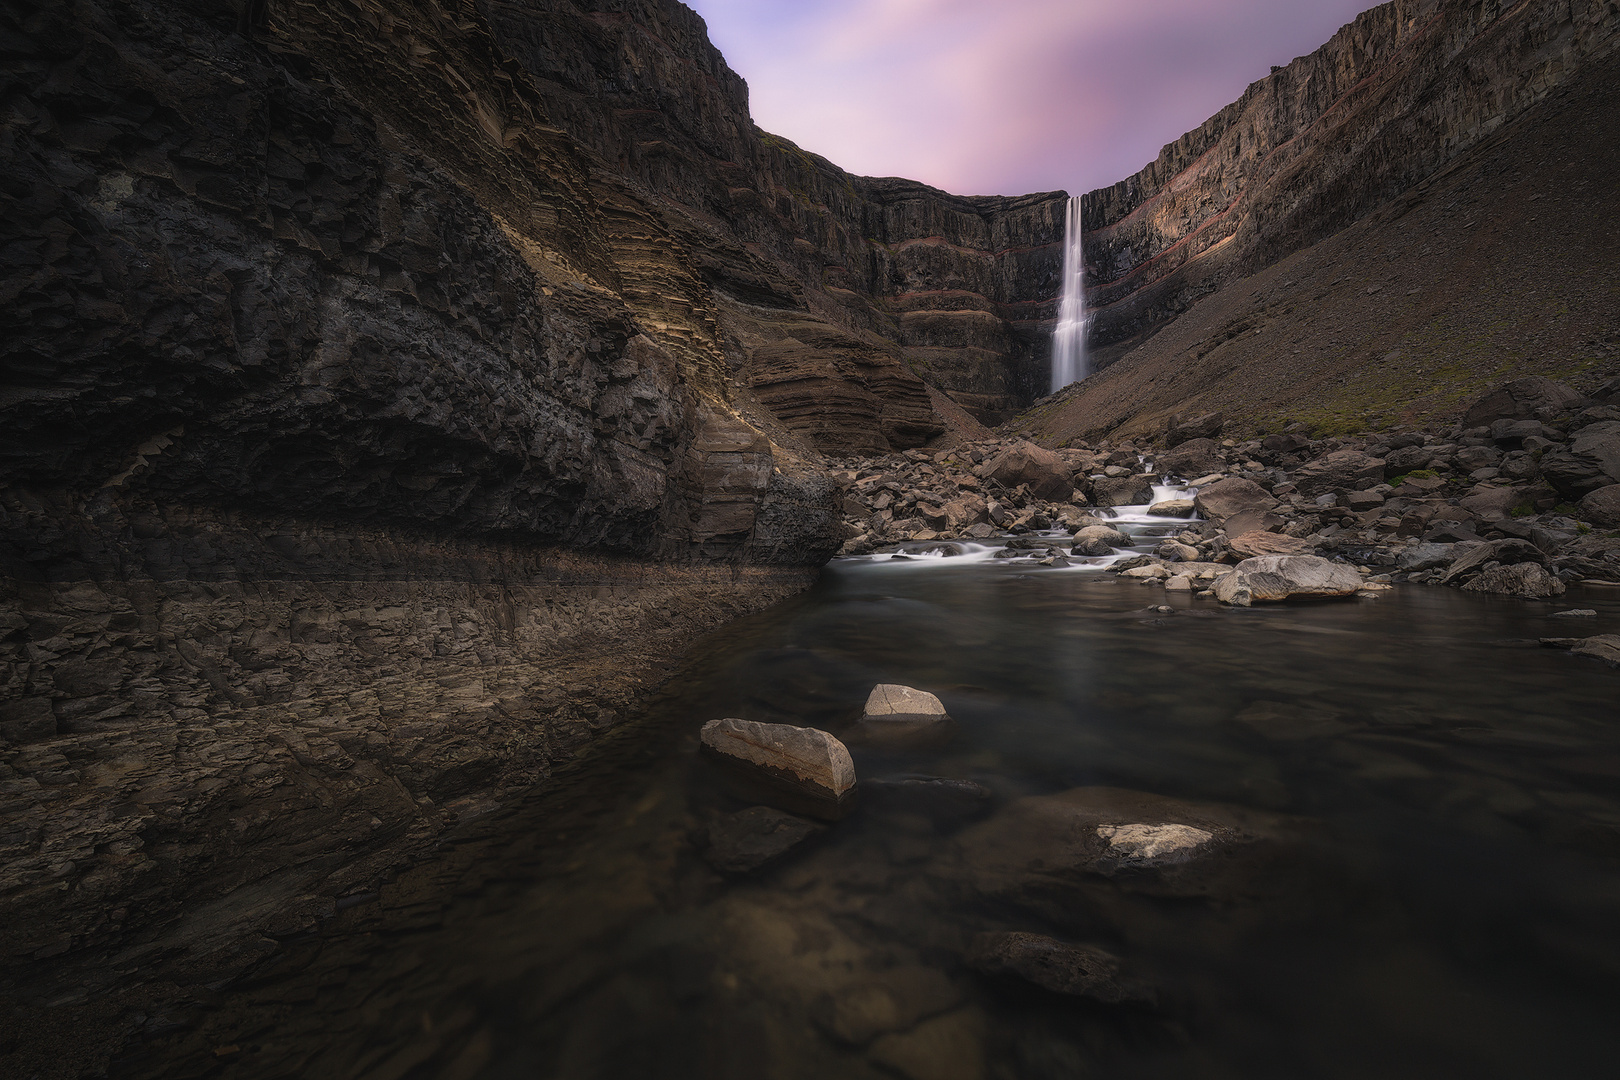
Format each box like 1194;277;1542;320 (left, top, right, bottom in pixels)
0;0;840;986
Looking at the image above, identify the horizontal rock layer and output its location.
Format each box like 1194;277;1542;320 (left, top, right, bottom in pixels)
1079;0;1619;358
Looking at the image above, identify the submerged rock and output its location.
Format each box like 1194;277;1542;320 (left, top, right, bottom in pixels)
700;718;858;820
967;931;1156;1006
856;684;953;744
1095;823;1213;867
704;806;824;873
1210;555;1363;606
864;775;994;826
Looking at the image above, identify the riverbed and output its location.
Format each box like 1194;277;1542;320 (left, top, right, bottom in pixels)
126;551;1620;1080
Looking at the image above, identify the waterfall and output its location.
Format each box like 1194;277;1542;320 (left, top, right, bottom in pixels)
1050;194;1088;394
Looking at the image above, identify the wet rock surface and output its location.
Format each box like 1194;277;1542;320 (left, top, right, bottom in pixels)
967;932;1156;1006
700;718;858;820
703;806;824;874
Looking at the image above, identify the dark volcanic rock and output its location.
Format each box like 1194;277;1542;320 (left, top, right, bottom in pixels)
967;932;1155;1006
704;806;824;874
1581;485;1620;528
984;442;1075;502
1165;412;1225;447
1461;377;1588;428
1541;422;1620;498
1159;438;1226;479
1092;475;1155;507
1291;451;1387;498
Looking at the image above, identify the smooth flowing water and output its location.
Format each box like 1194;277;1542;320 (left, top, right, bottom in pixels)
134;551;1620;1080
1050;194;1088;394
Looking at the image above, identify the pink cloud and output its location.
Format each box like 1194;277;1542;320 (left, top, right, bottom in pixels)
687;0;1376;196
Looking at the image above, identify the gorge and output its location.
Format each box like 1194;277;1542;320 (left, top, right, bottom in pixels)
1;0;1618;1075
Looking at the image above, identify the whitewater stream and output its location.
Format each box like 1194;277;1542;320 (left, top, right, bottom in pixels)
131;505;1620;1080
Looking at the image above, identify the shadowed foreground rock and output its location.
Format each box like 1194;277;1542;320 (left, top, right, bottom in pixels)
967;932;1156;1006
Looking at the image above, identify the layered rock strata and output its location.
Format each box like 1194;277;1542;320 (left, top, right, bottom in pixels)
1079;0;1620;360
0;0;837;987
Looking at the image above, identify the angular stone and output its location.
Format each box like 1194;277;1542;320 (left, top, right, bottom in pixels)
700;718;858;820
1461;376;1587;428
1092;474;1154;506
1159;437;1224;477
1210;555;1363;606
1542;422;1620;498
1227;531;1310;559
1291;450;1386;497
1460;563;1566;599
1165;411;1225;447
1194;477;1278;527
1439;538;1545;584
984;441;1073;502
0;698;57;745
1458;485;1531;521
1572;635;1620;666
1581;485;1620;528
1395;543;1455;572
967;932;1155;1006
704;806;824;873
1096;823;1213;866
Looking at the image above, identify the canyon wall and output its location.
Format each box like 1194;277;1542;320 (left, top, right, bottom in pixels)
1079;0;1620;361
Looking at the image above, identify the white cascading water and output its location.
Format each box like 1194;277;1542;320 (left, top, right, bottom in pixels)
1050;194;1088;394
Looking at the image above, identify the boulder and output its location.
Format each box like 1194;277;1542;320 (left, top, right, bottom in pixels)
1579;485;1620;528
1540;421;1620;498
1146;499;1195;517
1221;508;1287;538
1395;543;1455;572
1072;524;1132;548
700;717;858;820
1458;485;1530;521
1158;437;1225;477
858;684;951;744
967;932;1155;1006
1193;477;1278;527
1461;376;1586;428
984;441;1073;502
1573;635;1620;666
1291;450;1386;497
1439;538;1545;584
1210;555;1363;606
1165;411;1225;447
704;806;824;873
1460;562;1566;599
1091;474;1154;506
1227;531;1311;559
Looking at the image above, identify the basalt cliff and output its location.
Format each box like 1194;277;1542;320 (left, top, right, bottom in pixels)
2;0;1616;1004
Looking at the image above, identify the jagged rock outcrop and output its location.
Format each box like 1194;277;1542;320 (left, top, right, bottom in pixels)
1079;0;1619;359
0;0;846;989
481;0;1067;428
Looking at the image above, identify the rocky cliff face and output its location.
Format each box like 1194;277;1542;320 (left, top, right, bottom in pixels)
1080;0;1620;361
0;0;848;988
480;0;1067;430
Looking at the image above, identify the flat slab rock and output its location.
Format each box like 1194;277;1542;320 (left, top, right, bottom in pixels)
701;717;858;820
1542;634;1620;667
1211;555;1363;606
967;931;1156;1006
704;806;824;874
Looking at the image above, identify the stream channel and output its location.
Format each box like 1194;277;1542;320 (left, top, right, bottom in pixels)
135;495;1620;1080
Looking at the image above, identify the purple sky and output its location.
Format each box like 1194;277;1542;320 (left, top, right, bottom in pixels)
686;0;1379;197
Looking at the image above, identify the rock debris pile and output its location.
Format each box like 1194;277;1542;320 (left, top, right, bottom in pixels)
830;378;1620;608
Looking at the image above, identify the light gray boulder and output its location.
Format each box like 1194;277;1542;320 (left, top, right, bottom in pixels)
701;717;858;820
1210;555;1363;606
